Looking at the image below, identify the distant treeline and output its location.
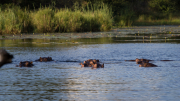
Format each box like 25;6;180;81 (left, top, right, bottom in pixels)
1;0;180;15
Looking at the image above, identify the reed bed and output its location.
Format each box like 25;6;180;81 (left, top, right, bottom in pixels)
0;3;113;34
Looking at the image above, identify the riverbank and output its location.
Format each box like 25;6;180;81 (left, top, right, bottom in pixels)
1;25;180;40
0;4;112;35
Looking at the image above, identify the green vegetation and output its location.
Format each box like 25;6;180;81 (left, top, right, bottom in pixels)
0;5;33;34
0;0;180;34
134;14;180;26
0;2;112;34
0;6;21;34
31;7;55;33
54;3;112;32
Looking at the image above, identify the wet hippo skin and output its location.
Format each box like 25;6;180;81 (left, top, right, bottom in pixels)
135;58;152;64
16;61;34;67
35;57;53;62
0;49;13;67
139;62;157;67
80;59;104;68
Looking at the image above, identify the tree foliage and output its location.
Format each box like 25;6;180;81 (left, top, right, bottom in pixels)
0;0;179;14
1;0;180;26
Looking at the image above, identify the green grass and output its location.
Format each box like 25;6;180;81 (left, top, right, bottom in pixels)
0;7;21;34
1;3;180;34
54;9;83;32
0;6;33;34
133;14;180;26
54;2;112;32
31;7;55;33
0;3;113;34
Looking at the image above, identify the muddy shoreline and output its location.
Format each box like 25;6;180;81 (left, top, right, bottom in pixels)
1;25;180;40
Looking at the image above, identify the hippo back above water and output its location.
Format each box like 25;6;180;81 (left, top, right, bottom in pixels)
16;61;34;67
139;62;157;67
80;59;104;68
35;57;53;62
135;58;151;64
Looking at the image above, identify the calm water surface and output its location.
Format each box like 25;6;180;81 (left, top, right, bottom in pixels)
0;32;180;100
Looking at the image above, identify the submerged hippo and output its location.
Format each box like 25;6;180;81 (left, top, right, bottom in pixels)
80;59;104;68
139;62;157;67
0;49;13;67
35;57;53;62
135;58;151;64
16;61;34;67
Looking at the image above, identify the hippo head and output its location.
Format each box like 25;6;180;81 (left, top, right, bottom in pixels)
0;49;13;67
135;58;141;64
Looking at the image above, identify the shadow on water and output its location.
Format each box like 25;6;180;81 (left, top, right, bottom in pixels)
0;26;180;100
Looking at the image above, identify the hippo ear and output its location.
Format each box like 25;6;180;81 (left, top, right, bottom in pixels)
102;63;104;68
40;57;42;59
30;61;33;64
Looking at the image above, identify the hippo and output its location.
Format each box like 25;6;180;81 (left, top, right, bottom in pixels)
139;62;157;67
92;63;104;68
160;60;173;61
35;57;53;62
16;61;34;67
0;49;13;67
80;59;104;68
135;58;151;64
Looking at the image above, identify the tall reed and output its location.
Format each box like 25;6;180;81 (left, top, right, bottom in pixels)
31;7;55;33
54;9;83;32
0;7;21;34
0;2;113;34
0;6;33;34
54;2;113;32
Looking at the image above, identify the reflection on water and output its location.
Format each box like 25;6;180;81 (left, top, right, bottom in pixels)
1;31;180;48
0;34;180;100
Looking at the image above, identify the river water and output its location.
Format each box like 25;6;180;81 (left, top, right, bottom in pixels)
0;26;180;101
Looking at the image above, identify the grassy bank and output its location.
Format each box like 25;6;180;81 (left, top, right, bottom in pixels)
0;3;112;34
131;14;180;26
1;3;180;35
113;14;180;27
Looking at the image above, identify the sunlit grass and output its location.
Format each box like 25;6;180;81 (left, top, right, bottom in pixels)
54;2;112;32
0;6;33;34
31;7;55;33
3;2;180;34
0;8;21;34
0;2;113;34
